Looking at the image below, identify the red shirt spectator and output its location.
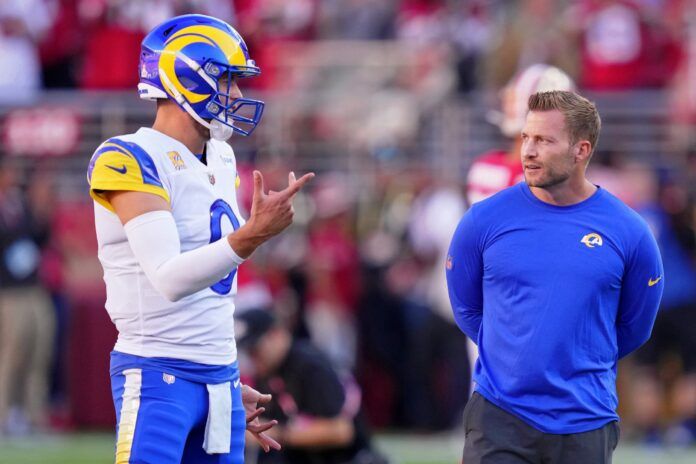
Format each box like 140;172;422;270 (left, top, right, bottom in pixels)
38;0;81;87
572;0;681;89
466;150;524;205
80;21;143;89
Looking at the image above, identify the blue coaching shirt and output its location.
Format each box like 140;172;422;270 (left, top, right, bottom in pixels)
446;182;664;434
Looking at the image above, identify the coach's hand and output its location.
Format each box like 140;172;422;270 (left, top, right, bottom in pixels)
242;384;282;452
229;170;314;258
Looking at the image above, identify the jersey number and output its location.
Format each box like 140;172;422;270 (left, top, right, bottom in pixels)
209;199;241;295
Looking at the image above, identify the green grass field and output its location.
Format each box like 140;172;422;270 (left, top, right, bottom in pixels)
1;432;695;464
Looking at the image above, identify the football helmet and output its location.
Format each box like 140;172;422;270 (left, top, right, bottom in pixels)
138;14;264;139
489;64;575;138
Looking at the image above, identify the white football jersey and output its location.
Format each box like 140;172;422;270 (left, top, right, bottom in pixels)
87;127;245;365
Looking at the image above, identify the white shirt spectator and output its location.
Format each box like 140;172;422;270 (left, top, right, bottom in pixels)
0;0;52;105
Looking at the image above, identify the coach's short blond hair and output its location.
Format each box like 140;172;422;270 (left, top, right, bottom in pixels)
528;91;601;154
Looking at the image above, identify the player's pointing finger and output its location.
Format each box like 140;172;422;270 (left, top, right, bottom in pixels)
284;172;315;197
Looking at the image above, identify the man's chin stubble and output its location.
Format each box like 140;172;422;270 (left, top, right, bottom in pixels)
526;174;569;189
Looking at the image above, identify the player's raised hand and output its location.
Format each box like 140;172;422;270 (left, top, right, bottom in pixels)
248;170;314;238
229;170;314;258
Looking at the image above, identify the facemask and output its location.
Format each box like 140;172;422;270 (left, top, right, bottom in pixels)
209;119;234;141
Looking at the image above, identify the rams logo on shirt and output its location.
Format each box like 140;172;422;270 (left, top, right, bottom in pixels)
167;151;186;170
581;233;603;248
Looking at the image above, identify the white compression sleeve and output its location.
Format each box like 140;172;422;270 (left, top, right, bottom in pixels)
123;210;245;302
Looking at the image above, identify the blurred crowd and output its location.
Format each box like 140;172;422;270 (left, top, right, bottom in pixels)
0;0;696;452
0;0;692;93
2;0;696;152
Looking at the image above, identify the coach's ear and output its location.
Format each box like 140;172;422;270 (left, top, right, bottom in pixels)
574;139;593;165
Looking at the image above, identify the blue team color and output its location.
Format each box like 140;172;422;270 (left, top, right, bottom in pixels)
446;183;664;434
110;351;239;385
107;138;165;188
208;199;241;295
110;352;245;463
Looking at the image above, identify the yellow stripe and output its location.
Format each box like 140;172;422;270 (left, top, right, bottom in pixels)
159;34;214;104
159;24;250;104
90;183;170;213
169;25;246;66
115;369;142;464
89;151;171;210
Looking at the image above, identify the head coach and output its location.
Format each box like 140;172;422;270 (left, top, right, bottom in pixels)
446;90;664;463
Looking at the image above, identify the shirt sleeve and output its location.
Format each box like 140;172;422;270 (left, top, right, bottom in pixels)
123;211;244;302
86;138;170;212
616;227;664;359
446;206;484;343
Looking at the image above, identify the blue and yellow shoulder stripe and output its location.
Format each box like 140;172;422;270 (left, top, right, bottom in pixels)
87;137;170;212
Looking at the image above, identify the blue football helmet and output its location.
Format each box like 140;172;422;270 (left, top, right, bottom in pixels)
138;14;264;139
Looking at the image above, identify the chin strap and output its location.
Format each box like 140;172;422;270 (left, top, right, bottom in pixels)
209;119;234;141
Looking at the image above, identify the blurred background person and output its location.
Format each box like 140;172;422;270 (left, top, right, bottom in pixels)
564;0;682;90
625;166;696;446
304;175;360;372
668;0;695;152
78;0;235;90
406;178;469;430
0;160;55;435
236;307;388;464
482;0;576;89
0;0;52;105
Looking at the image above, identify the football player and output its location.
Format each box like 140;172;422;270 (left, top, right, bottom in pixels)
87;14;313;464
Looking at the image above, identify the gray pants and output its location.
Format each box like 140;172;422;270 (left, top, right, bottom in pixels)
463;393;619;464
